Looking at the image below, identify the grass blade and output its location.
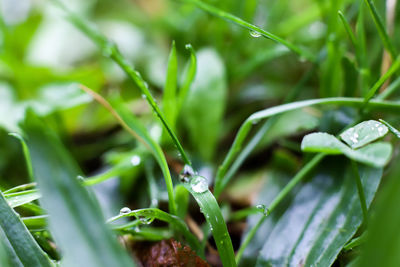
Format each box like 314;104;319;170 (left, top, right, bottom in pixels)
182;178;236;267
163;41;178;130
22;112;136;267
8;133;34;182
53;0;191;166
379;119;400;138
177;0;315;62
338;11;357;48
178;44;197;112
81;85;177;215
0;190;53;267
108;208;202;255
4;189;41;208
364;0;397;59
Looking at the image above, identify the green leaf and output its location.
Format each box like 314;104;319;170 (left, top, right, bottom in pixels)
0;190;53;267
182;177;237;267
22;112;136;267
301;132;392;167
241;161;383;267
357;157;400;267
163;41;178;130
340;120;388;149
4;189;41;208
379;119;400;138
108;208;201;255
183;48;227;160
178;44;197;112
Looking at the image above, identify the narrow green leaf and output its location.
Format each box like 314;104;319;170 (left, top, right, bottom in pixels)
4;189;41;208
22;112;136;267
340;120;388;149
0;191;53;267
163;41;178;130
21;215;48;231
338;11;357;48
81;86;176;215
301;132;392;167
8;133;34;182
379;119;400;138
182;178;237;267
178;44;197;112
183;48;227;160
177;0;315;61
108;208;201;255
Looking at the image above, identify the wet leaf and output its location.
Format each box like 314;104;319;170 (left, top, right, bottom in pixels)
340;120;388;149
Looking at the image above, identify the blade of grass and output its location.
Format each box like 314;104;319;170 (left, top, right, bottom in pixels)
81;85;177;215
107;208;202;255
4;189;41;208
176;0;315;62
22;112;136;267
364;0;397;59
351;161;368;225
163;41;178;130
376;76;400;100
52;0;191;167
214;97;400;197
338;11;357;48
182;181;237;267
8;133;34;182
363;55;400;105
235;154;325;264
0;190;53;267
178;44;197;112
3;183;37;194
379;119;400;138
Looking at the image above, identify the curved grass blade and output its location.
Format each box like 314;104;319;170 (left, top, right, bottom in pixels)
4;189;41;208
22;112;136;267
107;208;201;255
52;0;191;166
0;191;53;267
3;183;37;194
215;97;400;196
182;179;236;267
376;76;400;100
163;41;178;130
177;0;315;62
8;133;34;182
338;11;357;48
81;85;176;215
22;215;48;231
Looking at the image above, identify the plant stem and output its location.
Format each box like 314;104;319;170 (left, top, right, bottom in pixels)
351;160;368;225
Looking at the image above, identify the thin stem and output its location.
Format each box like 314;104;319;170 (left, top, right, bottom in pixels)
235;154;325;264
338;11;358;48
351;161;368;225
376;76;400;100
177;0;315;62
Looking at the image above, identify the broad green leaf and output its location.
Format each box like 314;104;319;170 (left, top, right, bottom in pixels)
0;191;53;267
301;132;392;167
22;113;135;267
163;41;178;130
357;155;400;267
240;160;383;267
183;48;227;160
4;189;41;208
340;120;388;149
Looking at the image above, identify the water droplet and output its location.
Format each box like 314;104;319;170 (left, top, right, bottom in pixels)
179;164;195;183
119;207;131;214
138;216;154;225
190;176;208;193
185;44;192;50
102;42;117;57
256;204;265;210
130;155;141;166
250;30;261;38
141;94;147;99
256;204;270;216
220;240;224;245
